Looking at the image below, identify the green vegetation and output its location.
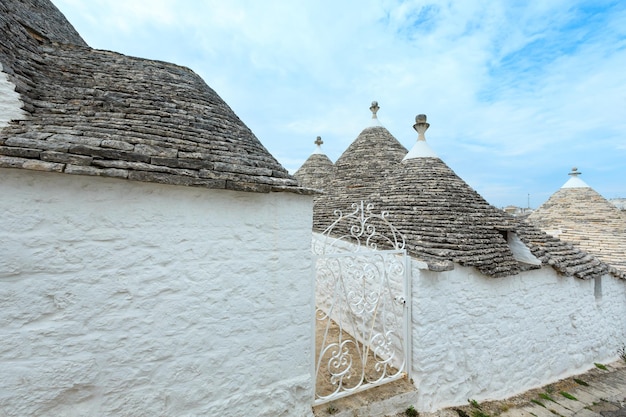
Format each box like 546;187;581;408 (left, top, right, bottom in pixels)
594;363;608;370
560;391;577;401
405;405;418;417
454;408;470;417
468;399;481;409
573;378;589;386
531;399;546;408
471;409;490;417
539;393;556;402
467;399;490;417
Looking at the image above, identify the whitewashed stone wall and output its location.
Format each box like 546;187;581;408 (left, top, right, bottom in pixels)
312;230;626;412
0;168;315;417
411;262;626;411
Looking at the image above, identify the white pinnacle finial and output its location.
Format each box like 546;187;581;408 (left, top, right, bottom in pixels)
568;167;581;177
313;136;324;154
413;114;430;141
370;101;381;126
562;166;590;189
403;113;438;160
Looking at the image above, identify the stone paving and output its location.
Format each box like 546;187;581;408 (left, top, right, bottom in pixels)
418;360;626;417
501;362;625;417
315;359;626;417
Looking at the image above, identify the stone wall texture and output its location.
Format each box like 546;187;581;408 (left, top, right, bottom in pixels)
0;167;315;417
411;262;626;411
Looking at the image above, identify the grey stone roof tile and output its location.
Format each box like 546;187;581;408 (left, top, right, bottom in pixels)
0;0;310;194
2;0;86;47
371;156;526;277
311;112;615;280
294;154;335;192
313;124;408;231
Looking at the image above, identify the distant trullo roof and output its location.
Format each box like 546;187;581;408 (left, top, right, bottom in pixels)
315;110;613;280
0;0;307;194
312;102;407;231
293;136;335;191
528;167;626;275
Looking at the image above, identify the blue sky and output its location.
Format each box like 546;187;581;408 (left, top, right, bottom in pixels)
50;0;626;208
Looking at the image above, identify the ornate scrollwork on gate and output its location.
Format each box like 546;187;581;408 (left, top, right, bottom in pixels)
313;202;409;405
312;201;406;256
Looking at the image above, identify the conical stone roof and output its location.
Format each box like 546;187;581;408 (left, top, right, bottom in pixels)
0;0;307;194
313;102;407;231
2;0;86;46
293;136;335;191
371;116;611;279
372;115;521;276
528;168;626;274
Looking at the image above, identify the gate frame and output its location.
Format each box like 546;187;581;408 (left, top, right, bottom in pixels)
311;201;412;405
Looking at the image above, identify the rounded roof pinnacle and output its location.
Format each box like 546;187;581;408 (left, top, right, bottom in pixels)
313;136;324;154
413;114;430;141
568;167;581;177
562;166;590;189
404;113;438;160
369;101;382;126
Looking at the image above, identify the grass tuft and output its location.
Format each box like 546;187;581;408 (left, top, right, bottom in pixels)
573;378;589;386
405;405;418;417
468;399;481;409
531;399;546;408
560;391;577;401
454;408;470;417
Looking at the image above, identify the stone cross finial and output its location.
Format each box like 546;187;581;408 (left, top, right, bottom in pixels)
314;136;323;146
413;114;430;141
370;101;380;119
568;167;581;177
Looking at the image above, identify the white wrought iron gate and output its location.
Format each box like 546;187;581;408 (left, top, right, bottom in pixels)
312;202;411;405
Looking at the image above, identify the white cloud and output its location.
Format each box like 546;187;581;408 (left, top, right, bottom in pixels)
51;0;626;206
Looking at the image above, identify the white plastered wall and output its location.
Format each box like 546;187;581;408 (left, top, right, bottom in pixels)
312;230;626;412
411;261;626;411
0;168;315;417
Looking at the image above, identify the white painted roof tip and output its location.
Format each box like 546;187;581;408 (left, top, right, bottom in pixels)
312;136;325;154
403;139;439;160
369;100;382;126
403;113;438;160
561;167;590;189
0;66;28;128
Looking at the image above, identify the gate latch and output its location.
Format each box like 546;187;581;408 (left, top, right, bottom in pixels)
394;295;406;305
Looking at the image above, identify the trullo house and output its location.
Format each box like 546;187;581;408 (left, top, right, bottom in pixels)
303;105;626;411
528;167;626;275
0;1;315;416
